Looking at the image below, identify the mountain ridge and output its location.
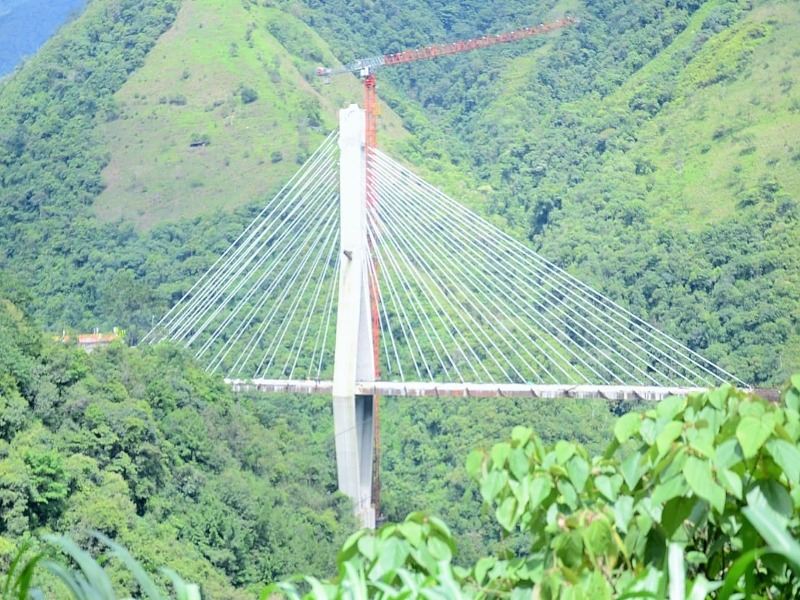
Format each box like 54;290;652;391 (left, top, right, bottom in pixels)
0;0;798;384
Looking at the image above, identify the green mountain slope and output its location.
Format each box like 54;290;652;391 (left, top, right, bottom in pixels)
523;0;800;383
94;0;410;227
289;0;800;383
0;291;357;597
1;0;800;592
0;0;798;381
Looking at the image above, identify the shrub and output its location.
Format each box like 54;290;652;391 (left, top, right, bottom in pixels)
268;381;800;598
240;86;258;104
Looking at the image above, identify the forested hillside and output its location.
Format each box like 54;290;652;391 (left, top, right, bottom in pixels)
1;0;798;385
0;288;356;597
0;282;627;593
297;0;800;385
1;0;800;594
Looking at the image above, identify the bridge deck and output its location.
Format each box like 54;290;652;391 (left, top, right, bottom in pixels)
225;378;712;401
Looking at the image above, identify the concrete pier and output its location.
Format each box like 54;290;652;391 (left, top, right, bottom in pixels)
331;104;376;528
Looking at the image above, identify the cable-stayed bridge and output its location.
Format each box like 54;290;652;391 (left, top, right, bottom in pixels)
144;106;744;527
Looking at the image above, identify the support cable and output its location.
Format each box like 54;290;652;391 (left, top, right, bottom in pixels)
198;176;338;366
143;131;339;344
371;149;737;387
153;134;339;344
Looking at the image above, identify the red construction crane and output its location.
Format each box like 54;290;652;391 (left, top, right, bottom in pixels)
317;16;578;148
317;16;578;523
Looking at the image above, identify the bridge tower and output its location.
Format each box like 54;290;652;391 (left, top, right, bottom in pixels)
333;104;376;528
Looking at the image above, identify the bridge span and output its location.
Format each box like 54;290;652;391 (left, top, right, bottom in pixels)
226;378;709;402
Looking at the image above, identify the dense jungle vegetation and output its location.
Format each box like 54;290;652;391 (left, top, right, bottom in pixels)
0;289;622;595
1;0;799;596
0;290;357;597
0;0;798;385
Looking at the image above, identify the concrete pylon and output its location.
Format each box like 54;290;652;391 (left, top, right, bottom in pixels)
332;104;376;529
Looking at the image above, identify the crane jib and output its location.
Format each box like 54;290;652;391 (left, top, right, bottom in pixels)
382;17;577;67
317;16;578;78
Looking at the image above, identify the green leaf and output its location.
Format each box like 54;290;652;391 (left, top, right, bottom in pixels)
594;475;616;502
480;470;507;503
639;418;657;445
743;506;800;570
585;517;614;559
557;479;579;510
555;531;584;569
427;535;452;562
644;527;667;565
655;421;683;456
656;395;685;420
716;468;743;500
508;478;529;507
687;427;715;459
661;496;695;537
566;456;589;493
496;496;517;531
707;480;727;515
714;438;743;470
399;521;423;547
369;538;408;582
357;535;377;561
529;476;553;509
736;413;775;459
473;557;495;585
765;438;800;484
615;412;642;444
739;400;766;418
613;495;634;534
620;451;644;490
555;441;576;465
756;479;793;518
465;450;484;478
786;386;800;412
511;426;533;445
706;385;729;409
342;561;368;599
424;514;452;539
491;442;512;467
508;447;530;481
651;474;686;506
683;456;725;513
339;530;365;562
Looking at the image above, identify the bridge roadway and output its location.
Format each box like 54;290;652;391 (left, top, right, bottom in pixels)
225;378;717;401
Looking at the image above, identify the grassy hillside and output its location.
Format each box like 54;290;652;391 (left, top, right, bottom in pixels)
594;0;799;228
94;0;410;228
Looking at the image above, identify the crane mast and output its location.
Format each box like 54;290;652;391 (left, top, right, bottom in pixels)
320;15;578;524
